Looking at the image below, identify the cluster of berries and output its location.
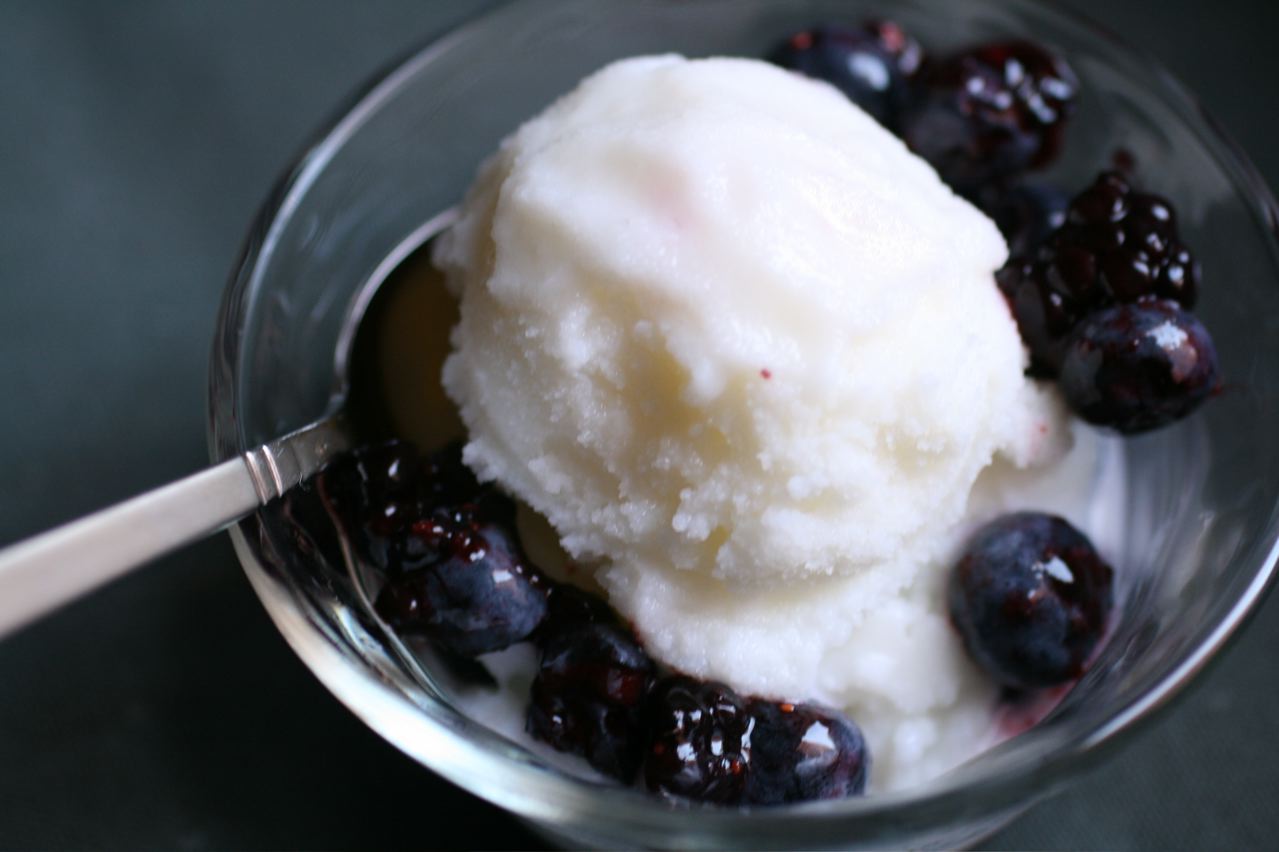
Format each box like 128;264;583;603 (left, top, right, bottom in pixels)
770;21;1220;434
318;440;868;805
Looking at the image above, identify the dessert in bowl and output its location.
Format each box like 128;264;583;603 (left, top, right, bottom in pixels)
209;0;1279;847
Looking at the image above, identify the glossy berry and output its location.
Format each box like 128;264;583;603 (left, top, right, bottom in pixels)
318;440;432;574
746;700;869;805
996;253;1084;377
769;20;923;129
949;512;1113;690
537;584;622;642
527;622;655;781
421;440;515;524
974;182;1068;259
643;676;754;804
997;171;1201;375
903;41;1078;191
374;514;547;657
1068;173;1198;307
1059;299;1220;433
419;440;478;507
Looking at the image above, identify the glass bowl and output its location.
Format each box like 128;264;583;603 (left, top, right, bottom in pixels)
208;0;1279;847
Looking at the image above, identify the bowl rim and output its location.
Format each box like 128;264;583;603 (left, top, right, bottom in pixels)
208;0;1279;841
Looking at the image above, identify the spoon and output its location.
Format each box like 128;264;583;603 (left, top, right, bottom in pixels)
0;208;457;638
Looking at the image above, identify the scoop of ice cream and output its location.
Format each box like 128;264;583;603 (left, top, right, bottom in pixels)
597;423;1120;791
437;55;1064;587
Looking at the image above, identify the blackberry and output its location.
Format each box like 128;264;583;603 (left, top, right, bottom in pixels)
643;676;754;804
768;20;923;129
997;171;1201;375
949;512;1113;690
527;621;655;781
317;439;433;574
1059;299;1220;433
903;40;1078;191
746;700;869;805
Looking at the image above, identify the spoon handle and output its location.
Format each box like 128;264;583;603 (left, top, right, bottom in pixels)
0;417;348;639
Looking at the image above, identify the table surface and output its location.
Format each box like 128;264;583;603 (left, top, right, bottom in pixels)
2;1;1276;848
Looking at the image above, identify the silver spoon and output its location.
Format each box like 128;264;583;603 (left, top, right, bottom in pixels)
0;208;457;638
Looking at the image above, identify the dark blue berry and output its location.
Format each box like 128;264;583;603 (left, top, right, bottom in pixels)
975;182;1068;259
903;41;1077;192
374;516;547;657
537;583;622;640
745;700;869;805
421;440;516;525
769;21;923;130
1059;299;1220;433
419;440;477;507
949;512;1113;690
997;172;1202;375
527;622;655;781
643;676;754;804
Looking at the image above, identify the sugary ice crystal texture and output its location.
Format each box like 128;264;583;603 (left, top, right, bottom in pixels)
437;54;1064;589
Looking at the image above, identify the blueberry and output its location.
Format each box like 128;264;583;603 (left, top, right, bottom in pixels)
746;700;869;804
949;512;1113;690
419;439;479;508
768;20;923;130
974;182;1068;259
321;440;547;656
374;517;548;657
537;583;623;641
996;255;1085;378
527;621;655;781
421;440;516;524
902;41;1078;192
643;676;754;804
1059;299;1220;433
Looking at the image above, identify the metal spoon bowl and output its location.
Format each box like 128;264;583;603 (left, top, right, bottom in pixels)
0;208;456;638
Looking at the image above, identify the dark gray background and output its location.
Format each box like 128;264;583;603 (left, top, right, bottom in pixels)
0;1;1275;848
